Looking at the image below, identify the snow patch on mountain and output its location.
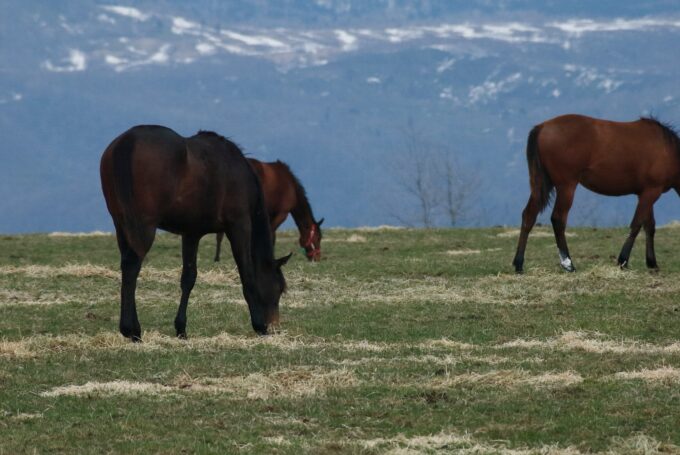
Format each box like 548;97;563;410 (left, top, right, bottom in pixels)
468;73;523;105
100;5;151;22
550;18;680;36
43;49;87;72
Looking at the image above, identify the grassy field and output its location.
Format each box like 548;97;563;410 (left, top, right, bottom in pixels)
1;226;680;454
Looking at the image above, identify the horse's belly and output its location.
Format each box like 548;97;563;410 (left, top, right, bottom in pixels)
579;177;637;196
580;166;669;196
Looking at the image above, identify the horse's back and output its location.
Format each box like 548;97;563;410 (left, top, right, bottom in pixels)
101;126;258;236
536;115;680;194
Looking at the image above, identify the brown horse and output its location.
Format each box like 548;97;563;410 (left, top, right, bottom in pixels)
214;158;324;262
100;125;291;341
513;114;680;273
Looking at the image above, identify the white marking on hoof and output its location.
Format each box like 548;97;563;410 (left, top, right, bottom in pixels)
559;252;573;271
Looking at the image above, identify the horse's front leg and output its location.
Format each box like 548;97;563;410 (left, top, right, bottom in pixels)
225;222;268;335
618;189;661;268
175;235;200;338
551;184;577;272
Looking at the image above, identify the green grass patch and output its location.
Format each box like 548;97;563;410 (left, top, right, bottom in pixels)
1;227;680;453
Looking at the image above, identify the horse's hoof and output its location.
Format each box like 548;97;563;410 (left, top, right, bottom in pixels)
559;255;575;272
512;259;524;274
618;260;628;269
121;325;142;342
176;332;187;340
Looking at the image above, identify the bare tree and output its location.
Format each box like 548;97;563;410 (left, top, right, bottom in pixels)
442;155;480;227
389;125;477;227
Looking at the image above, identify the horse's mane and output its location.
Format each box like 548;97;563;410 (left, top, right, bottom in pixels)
641;117;680;156
196;130;243;150
276;160;318;231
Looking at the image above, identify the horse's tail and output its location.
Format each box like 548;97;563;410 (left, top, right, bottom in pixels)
109;131;154;258
526;124;553;213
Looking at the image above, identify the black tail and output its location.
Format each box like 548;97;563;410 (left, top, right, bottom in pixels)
111;133;135;210
110;132;154;257
526;125;553;213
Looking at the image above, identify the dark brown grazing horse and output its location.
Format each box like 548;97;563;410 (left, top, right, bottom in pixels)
214;158;324;262
513;114;680;273
100;125;291;341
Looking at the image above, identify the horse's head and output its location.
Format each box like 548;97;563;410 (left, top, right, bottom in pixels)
251;252;292;335
300;218;324;261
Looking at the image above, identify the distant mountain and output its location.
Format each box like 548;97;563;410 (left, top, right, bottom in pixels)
2;1;680;232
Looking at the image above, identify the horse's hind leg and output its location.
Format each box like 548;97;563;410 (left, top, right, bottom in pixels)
644;207;658;270
115;225;154;342
512;195;541;273
551;184;577;272
175;235;200;339
618;189;662;268
214;232;224;262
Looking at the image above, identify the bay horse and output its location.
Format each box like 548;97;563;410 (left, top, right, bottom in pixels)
513;114;680;273
100;125;291;341
214;158;324;262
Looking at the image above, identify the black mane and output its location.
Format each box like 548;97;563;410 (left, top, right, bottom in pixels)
196;130;245;154
642;117;680;155
276;160;308;202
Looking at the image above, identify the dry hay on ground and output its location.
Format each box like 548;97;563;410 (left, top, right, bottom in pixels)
48;231;112;237
41;367;358;400
500;331;680;355
0;331;392;359
0;264;241;286
357;432;677;454
496;229;576;238
424;369;583;390
0;289;70;307
613;366;680;384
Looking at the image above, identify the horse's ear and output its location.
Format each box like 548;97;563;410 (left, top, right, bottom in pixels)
317;217;324;226
276;252;293;268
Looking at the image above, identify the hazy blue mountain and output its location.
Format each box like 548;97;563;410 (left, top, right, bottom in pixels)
2;1;680;232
